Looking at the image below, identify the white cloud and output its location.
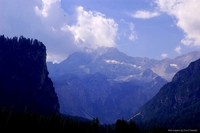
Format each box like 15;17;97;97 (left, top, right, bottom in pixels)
131;10;160;19
161;53;168;58
34;0;79;63
118;20;137;42
35;0;67;29
128;23;137;41
174;45;181;54
154;0;200;46
35;0;61;18
61;6;118;49
0;1;118;63
0;0;73;63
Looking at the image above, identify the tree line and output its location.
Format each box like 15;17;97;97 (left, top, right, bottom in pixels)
0;106;172;133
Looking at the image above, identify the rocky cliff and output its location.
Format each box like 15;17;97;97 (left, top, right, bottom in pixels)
0;35;59;115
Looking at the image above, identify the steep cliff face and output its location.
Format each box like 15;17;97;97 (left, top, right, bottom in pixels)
0;35;59;115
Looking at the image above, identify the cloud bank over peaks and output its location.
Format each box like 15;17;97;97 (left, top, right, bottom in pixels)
154;0;200;46
61;6;118;49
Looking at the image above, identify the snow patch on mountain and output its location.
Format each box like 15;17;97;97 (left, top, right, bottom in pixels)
170;64;179;69
105;59;121;64
104;59;141;69
114;75;135;82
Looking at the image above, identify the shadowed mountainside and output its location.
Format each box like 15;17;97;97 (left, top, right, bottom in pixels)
132;58;200;129
0;35;59;115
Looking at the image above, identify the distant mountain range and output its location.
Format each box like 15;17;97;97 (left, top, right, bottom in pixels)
48;47;200;81
47;47;200;124
131;58;200;129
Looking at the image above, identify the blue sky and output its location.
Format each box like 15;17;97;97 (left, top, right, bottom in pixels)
0;0;200;63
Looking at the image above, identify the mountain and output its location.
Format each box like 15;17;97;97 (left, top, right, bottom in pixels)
48;47;162;82
52;72;166;124
48;47;200;81
47;47;200;124
131;58;200;129
152;51;200;81
0;35;59;115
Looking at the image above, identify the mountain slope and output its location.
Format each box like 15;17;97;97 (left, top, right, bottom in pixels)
0;35;59;115
132;58;200;129
53;72;166;124
47;47;168;123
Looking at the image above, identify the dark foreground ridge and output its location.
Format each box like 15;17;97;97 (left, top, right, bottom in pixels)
0;35;59;115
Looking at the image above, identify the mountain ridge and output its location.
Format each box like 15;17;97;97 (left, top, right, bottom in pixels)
131;58;200;129
47;47;200;81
